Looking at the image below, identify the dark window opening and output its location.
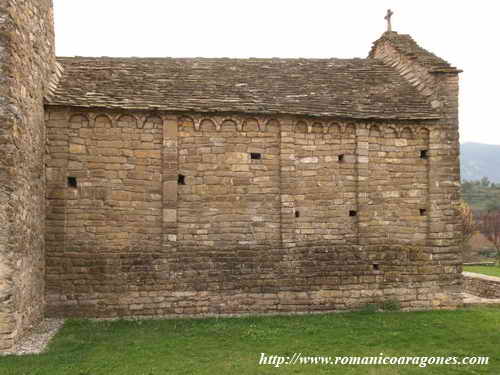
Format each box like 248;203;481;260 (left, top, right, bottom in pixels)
178;174;186;185
420;208;427;216
420;150;428;159
295;211;300;218
338;154;344;162
349;210;357;217
250;153;262;160
67;176;77;188
373;263;380;271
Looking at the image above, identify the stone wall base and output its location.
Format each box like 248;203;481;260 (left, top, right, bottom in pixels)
47;286;463;318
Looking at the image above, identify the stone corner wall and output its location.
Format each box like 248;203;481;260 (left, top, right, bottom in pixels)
464;272;500;299
0;0;55;352
369;37;462;306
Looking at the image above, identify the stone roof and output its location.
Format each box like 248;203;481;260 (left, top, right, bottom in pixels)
369;32;461;73
46;56;441;120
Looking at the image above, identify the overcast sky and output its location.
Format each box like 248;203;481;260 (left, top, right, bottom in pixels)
53;0;500;145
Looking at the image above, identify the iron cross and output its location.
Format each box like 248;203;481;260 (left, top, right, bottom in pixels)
385;9;394;32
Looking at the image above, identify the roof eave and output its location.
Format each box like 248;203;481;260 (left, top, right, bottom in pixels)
44;102;441;122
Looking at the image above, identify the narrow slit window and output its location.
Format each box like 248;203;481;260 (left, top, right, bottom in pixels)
338;154;344;162
178;174;186;185
349;210;357;217
373;263;380;271
250;153;262;160
420;150;428;159
420;208;427;216
295;211;300;218
67;176;77;188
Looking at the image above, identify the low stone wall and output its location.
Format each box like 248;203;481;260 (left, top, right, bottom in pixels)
463;272;500;299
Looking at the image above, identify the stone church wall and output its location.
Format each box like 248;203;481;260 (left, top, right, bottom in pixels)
45;107;462;318
0;0;464;353
0;0;56;351
371;36;462;253
291;121;358;245
177;117;281;249
364;125;429;245
371;34;463;290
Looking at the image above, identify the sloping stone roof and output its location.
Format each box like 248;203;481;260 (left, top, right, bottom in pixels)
46;56;441;120
369;32;461;73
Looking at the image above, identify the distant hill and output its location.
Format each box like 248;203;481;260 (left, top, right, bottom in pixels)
461;142;500;183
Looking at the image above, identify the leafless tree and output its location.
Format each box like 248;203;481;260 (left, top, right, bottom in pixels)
458;201;477;261
477;209;500;264
459;201;477;243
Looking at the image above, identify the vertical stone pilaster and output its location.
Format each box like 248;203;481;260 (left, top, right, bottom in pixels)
162;115;178;249
45;108;70;313
423;129;431;246
356;124;369;245
280;117;296;248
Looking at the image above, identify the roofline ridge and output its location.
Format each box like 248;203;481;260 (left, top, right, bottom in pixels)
55;56;377;62
368;31;461;73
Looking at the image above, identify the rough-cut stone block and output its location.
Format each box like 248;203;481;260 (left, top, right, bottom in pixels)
163;209;177;223
69;144;86;153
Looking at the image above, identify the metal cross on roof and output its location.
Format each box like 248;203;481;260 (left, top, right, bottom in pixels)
385;9;394;32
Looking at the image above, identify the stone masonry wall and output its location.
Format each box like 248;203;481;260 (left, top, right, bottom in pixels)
45;106;462;318
292;121;357;246
463;272;500;299
0;0;464;350
0;0;56;351
364;125;429;246
371;36;463;304
177;117;281;249
45;111;163;316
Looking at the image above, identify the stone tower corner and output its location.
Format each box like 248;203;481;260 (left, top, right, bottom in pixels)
0;0;56;352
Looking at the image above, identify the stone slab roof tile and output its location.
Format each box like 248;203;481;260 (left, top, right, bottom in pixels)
46;56;441;120
369;32;461;73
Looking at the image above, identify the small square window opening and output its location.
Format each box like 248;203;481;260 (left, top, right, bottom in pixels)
67;177;77;188
178;174;186;185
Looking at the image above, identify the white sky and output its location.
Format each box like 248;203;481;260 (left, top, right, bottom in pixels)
53;0;500;145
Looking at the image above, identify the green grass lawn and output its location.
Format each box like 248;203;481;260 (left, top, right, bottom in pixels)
464;266;500;278
1;307;500;375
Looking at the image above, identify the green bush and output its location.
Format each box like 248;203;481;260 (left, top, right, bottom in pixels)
359;303;379;313
381;299;401;311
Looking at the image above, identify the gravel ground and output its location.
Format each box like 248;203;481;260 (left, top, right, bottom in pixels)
2;319;64;356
